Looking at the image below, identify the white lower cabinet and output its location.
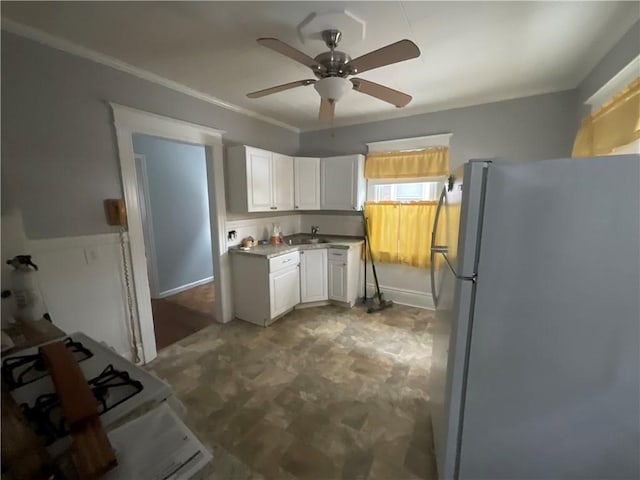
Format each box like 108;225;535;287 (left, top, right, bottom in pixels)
300;249;328;303
270;266;301;318
328;259;348;302
231;251;300;326
328;247;361;306
231;244;362;326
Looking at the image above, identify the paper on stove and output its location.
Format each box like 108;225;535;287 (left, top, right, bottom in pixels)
104;403;212;480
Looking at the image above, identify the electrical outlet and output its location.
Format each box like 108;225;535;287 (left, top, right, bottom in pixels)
228;230;237;241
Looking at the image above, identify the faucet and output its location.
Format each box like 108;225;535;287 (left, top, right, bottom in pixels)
311;226;319;238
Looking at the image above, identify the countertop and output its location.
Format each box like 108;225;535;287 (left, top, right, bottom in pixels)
229;234;364;259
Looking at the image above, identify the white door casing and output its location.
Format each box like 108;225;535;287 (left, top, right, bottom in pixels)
300;249;328;303
111;103;228;364
133;154;160;298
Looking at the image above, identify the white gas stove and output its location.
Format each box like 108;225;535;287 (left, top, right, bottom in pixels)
2;332;172;456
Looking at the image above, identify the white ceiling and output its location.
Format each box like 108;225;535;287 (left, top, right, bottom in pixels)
2;1;638;131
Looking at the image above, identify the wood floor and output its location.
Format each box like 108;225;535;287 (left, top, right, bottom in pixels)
151;282;215;350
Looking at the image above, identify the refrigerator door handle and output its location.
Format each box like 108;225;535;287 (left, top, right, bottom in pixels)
435;250;477;283
430;186;448;307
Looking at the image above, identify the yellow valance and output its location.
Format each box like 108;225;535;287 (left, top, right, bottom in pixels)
365;146;449;179
572;77;640;157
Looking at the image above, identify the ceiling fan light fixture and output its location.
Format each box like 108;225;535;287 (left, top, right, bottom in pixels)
314;77;351;102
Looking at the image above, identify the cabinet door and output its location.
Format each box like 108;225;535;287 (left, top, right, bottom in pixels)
246;147;273;211
270;266;300;318
300;250;328;303
328;260;348;302
321;155;358;210
273;153;295;211
294;157;320;210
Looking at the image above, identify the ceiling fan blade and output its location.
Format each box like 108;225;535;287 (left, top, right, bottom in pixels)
319;98;335;120
257;38;325;72
348;39;420;74
247;79;316;99
351;78;412;107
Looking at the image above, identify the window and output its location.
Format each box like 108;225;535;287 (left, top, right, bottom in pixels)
367;178;443;202
363;136;452;269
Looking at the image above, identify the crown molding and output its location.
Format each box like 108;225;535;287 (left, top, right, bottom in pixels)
298;85;574;132
1;18;300;133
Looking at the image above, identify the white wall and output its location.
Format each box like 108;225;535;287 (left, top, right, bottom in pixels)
28;233;136;358
226;214;301;247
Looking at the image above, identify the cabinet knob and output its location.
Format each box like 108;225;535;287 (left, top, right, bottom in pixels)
295;206;299;209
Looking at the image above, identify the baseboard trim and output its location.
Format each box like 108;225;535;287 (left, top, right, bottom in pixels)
295;300;331;309
155;276;213;299
366;283;434;310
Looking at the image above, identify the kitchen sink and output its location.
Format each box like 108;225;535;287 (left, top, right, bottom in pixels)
286;238;330;245
305;238;329;244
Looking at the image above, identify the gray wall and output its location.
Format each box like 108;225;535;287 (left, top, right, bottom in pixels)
299;89;577;170
575;20;640;122
133;134;213;295
0;31;299;239
578;20;640;106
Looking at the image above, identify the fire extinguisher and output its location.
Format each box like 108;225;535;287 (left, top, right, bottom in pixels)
5;255;50;322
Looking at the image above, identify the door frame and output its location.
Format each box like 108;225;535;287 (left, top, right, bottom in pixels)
111;103;232;363
133;154;160;298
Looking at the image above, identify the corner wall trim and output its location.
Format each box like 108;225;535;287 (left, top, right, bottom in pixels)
1;18;299;133
154;276;214;299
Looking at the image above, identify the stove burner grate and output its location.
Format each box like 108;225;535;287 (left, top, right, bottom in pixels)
2;338;93;389
19;364;144;445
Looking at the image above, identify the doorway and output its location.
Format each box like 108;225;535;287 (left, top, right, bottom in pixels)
133;135;215;350
111;103;231;364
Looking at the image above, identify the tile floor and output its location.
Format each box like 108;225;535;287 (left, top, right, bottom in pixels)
148;304;437;479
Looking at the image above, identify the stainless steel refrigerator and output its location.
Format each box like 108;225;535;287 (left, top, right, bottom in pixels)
429;155;639;479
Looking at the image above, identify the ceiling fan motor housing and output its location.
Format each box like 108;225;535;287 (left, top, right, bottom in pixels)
313;51;352;78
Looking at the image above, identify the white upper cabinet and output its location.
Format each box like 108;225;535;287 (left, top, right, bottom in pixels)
226;146;294;212
273;153;295;211
246;147;272;211
227;147;364;213
320;154;365;211
294;157;320;210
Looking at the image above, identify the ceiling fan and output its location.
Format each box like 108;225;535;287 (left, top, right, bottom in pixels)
246;30;420;120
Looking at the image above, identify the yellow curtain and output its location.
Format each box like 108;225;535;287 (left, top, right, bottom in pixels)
573;77;640;157
364;202;400;264
398;202;437;268
365;200;460;269
365;147;449;178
